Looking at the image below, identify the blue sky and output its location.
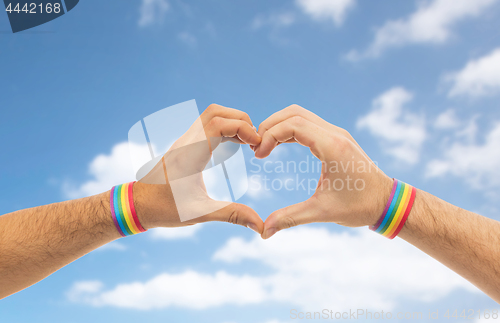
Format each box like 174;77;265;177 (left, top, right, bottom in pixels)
1;0;500;322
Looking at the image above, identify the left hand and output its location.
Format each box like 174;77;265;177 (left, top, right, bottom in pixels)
254;105;393;239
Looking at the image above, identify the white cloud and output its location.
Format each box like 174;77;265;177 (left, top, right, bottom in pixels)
446;48;500;98
214;227;478;310
456;115;480;143
138;0;169;27
68;227;478;311
149;225;203;240
67;270;267;310
246;173;274;200
426;121;500;189
245;145;293;200
63;142;137;198
357;87;426;164
476;311;500;323
177;31;197;47
252;12;296;30
65;142;207;239
252;0;354;31
346;0;498;60
295;0;355;26
434;109;460;129
67;281;104;303
96;241;127;252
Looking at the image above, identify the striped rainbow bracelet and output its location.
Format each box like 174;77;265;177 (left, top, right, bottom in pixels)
110;182;147;237
369;179;416;239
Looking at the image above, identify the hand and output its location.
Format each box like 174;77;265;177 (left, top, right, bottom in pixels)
134;104;264;234
254;105;394;239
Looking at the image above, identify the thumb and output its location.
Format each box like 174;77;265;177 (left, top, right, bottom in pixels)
196;202;264;234
262;199;320;239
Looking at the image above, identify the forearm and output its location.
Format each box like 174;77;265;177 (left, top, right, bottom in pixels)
398;189;500;301
0;191;120;299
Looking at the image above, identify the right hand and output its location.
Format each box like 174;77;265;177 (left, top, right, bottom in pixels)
134;104;264;234
254;105;394;239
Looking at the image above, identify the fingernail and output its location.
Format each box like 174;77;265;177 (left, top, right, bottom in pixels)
247;223;260;234
253;125;257;132
263;227;277;239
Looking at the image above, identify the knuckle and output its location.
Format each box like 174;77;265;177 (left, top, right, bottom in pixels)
235;119;246;127
339;127;351;138
241;112;251;122
227;210;239;225
280;216;297;229
267;128;278;141
286;104;304;114
290;115;305;126
308;140;319;154
206;104;220;115
208;116;224;128
333;134;351;154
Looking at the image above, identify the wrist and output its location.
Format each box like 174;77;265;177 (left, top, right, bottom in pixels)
107;182;150;236
397;188;430;240
96;190;123;239
369;178;417;239
133;182;176;229
367;175;394;227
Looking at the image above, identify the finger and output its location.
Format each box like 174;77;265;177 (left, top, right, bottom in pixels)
262;200;321;239
205;117;261;146
194;202;264;234
250;139;294;152
222;136;248;144
201;104;254;127
254;116;331;160
258;104;332;138
257;104;370;159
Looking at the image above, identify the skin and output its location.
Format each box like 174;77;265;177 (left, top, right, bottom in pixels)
254;104;500;303
0;104;264;299
1;104;499;304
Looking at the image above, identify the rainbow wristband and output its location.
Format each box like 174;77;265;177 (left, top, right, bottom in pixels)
110;182;147;237
369;179;416;239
